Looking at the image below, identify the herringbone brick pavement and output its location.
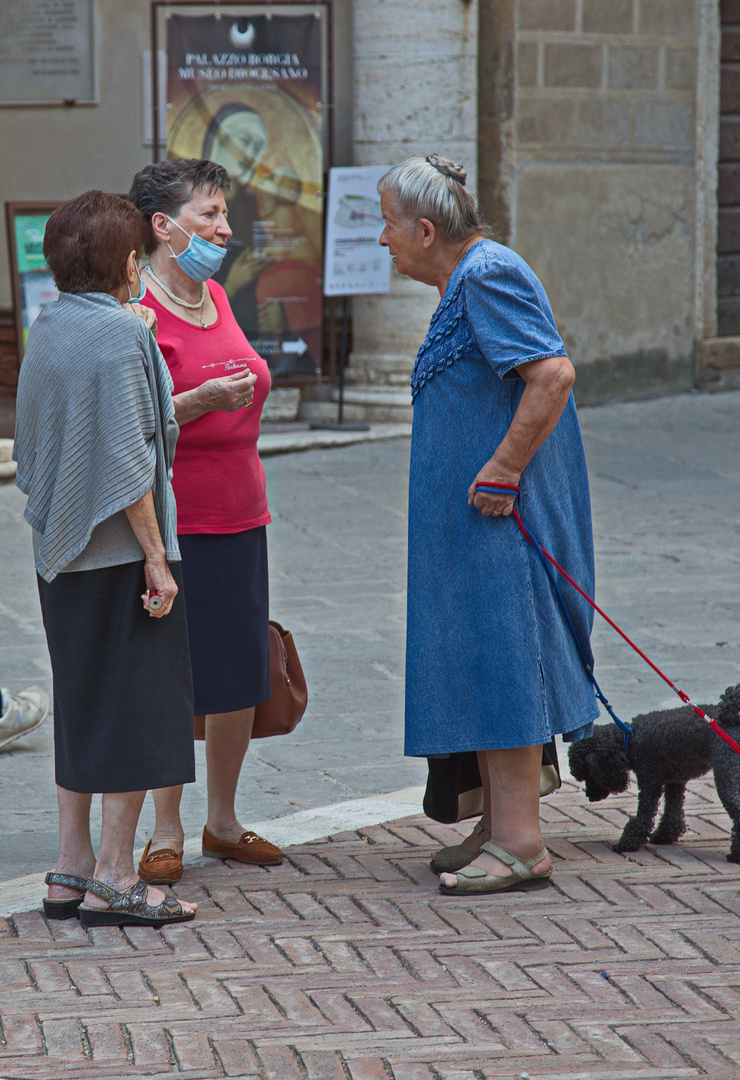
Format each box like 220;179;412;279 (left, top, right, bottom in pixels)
2;776;740;1079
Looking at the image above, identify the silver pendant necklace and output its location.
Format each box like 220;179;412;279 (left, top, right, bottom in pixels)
144;265;208;327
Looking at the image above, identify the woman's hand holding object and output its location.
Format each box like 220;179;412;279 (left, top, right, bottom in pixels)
141;558;178;618
199;370;256;412
124;302;158;336
468;456;521;518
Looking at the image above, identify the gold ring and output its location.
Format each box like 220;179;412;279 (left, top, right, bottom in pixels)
242;400;253;409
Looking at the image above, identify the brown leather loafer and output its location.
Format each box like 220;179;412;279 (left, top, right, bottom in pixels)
137;839;184;885
202;826;283;866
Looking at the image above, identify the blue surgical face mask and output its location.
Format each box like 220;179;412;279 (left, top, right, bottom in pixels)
167;217;227;282
128;262;146;304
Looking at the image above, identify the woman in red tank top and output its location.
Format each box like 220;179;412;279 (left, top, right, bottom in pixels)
129;159;282;881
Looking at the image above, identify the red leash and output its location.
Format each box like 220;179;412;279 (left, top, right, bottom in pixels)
474;483;740;756
511;507;740;757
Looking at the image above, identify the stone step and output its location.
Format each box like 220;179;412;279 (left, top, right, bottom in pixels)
299;384;413;424
696;336;740;391
334;386;412;407
299;398;414;424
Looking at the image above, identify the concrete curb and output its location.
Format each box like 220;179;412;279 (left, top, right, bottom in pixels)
258;421;411;456
0;424;414;482
0;735;580;918
0;785;426;918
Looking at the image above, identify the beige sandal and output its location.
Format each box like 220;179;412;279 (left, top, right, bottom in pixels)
438;840;552;896
430;820;490;874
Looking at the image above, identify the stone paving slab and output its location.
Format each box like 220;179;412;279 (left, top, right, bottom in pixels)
2;775;740;1079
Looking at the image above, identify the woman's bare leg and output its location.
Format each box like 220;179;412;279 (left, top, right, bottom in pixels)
440;745;550;888
148;783;186;855
204;707;255;840
47;786;96;901
147;707;255;851
83;790;196;913
455;754;494;855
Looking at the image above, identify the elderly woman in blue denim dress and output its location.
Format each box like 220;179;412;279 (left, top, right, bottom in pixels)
378;155;599;895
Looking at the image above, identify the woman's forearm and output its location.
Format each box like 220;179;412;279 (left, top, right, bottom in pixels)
172;387;210;426
468;355;576;515
124;489;167;564
493;355;575;477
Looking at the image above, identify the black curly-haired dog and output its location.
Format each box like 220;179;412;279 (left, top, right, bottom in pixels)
568;683;740;862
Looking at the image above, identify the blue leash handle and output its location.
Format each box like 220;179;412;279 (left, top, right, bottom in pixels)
475;485;632;748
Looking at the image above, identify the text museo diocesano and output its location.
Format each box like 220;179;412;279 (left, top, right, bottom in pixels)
179;53;309;81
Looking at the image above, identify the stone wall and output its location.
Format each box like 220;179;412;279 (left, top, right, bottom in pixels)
350;0;479;383
508;0;711;403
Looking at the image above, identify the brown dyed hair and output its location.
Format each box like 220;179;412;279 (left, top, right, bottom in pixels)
43;190;148;294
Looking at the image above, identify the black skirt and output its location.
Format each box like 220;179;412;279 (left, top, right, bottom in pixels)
37;560;195;794
177;527;271;717
423;740;562;824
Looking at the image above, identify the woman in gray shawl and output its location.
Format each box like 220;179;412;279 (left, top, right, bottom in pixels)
13;191;198;927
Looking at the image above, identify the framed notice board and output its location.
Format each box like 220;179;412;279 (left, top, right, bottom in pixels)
5;202;60;360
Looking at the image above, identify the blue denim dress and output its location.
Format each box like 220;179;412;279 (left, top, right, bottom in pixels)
405;240;599;756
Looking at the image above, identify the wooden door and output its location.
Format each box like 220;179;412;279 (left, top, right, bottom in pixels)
719;0;740;335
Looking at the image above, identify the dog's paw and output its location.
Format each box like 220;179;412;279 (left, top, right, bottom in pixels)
648;828;679;845
726;850;740;864
612;838;642;853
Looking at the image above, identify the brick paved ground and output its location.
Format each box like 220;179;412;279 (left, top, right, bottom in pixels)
2;774;740;1080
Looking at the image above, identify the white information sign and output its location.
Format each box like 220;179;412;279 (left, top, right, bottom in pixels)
0;0;96;106
323;166;391;297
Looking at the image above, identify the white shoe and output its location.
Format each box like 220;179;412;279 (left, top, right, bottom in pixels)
0;686;50;750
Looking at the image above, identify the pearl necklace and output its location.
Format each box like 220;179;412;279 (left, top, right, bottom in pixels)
144;265;208;327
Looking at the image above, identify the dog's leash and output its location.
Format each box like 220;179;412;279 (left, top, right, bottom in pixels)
475;483;740;758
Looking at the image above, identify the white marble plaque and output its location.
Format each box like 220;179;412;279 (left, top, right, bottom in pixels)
0;0;96;105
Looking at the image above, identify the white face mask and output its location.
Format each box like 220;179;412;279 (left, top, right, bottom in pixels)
128;262;146;303
167;217;227;282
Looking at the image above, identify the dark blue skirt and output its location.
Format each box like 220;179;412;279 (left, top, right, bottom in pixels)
37;560;195;794
178;527;270;718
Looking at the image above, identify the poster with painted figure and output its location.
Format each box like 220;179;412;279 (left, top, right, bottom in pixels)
160;5;327;377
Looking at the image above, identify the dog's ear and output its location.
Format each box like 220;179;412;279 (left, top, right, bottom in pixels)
717;684;740;726
599;746;630;794
567;740;588;782
568;738;630;802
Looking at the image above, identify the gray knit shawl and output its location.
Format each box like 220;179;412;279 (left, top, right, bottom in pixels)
13;292;180;582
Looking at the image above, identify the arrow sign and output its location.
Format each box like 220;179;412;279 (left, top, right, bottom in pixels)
283;338;308;356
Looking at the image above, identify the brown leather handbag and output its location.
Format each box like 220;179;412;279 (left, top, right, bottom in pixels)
252;620;308;738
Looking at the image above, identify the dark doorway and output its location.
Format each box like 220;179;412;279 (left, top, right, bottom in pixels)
718;0;740;335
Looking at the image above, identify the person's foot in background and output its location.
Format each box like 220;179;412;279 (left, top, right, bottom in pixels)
0;686;50;750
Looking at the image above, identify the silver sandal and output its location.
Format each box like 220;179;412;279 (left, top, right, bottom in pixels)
43;872;90;921
79;878;195;927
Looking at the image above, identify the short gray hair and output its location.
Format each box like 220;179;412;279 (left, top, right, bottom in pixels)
378;154;492;242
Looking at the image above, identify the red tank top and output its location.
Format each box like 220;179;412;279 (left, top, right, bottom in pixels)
145;279;272;534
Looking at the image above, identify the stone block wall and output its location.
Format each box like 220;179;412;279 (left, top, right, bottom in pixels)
516;0;696;162
506;0;707;403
